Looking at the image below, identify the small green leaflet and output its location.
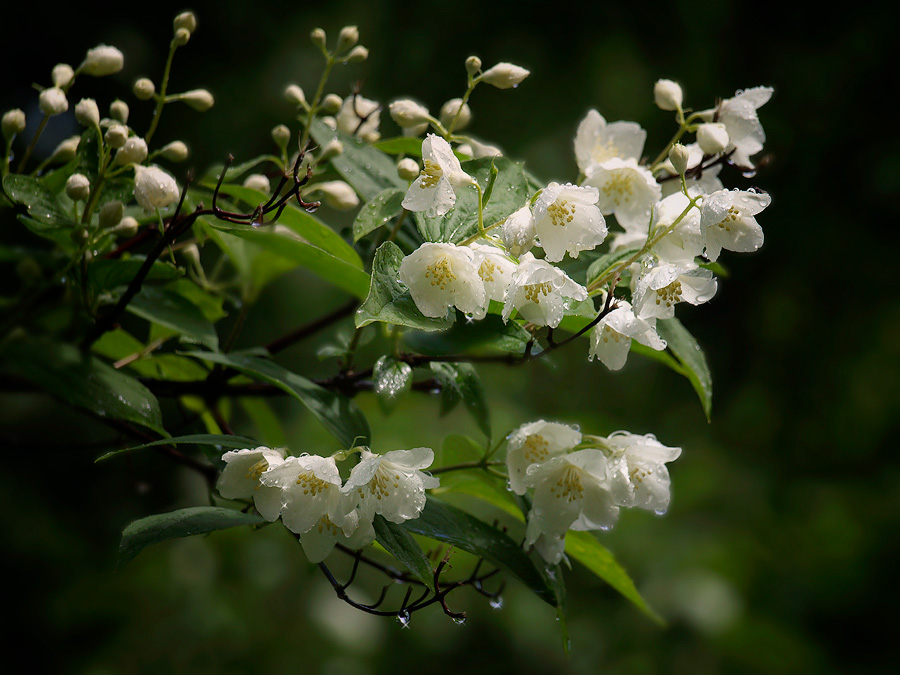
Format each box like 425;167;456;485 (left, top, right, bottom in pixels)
128;286;219;349
96;433;260;463
656;317;713;421
372;515;435;591
429;362;491;440
353;188;406;242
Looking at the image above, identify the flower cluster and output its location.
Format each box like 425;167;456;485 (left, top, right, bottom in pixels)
506;421;681;564
217;446;439;563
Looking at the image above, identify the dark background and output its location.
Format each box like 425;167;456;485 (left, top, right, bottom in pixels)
2;1;897;672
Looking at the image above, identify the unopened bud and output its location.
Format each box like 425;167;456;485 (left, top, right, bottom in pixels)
99;200;124;229
173;11;197;34
180;89;215;112
654;79;683;112
321;116;337;131
160;141;189;162
110;99;129;123
271;124;291;149
115;136;148;166
39;87;68;116
65;173;91;201
75;98;100;127
133;165;179;211
439;98;472;130
81;45;124;77
309;180;359;210
397;157;419;181
319;139;343;162
310;28;327;50
181;243;202;270
337;25;359;53
360;129;380;144
2;109;26;139
389;99;431;128
284;84;307;107
242;173;271;193
173;27;191;47
322;94;343;115
112;216;140;237
51;63;75;88
696;123;730;155
345;45;368;63
668;143;691;176
479;62;530;89
49;136;80;163
133;78;156;100
105;124;129;149
465;56;483;77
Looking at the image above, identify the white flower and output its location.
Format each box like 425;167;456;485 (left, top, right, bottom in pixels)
532;182;607;262
657;143;724;199
600;432;682;514
468;242;516;304
584;157;662;230
631;258;717;320
589;300;666;371
650;191;704;264
401;134;475;217
336;95;381;139
523;449;619;564
505;420;582;495
502;252;587;327
81;45;124;77
499;205;536;257
133;165;179;211
343;448;439;524
217;447;286;522
574;110;647;175
399;242;487;319
479;62;530;89
716;86;773;169
699;189;770;262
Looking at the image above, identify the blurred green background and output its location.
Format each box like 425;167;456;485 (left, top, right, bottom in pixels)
2;1;897;673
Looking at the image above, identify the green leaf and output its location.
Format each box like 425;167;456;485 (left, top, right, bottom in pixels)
91;328;210;381
118;506;264;568
656;317;713;421
3;174;73;228
429;362;491;440
87;257;180;292
372;515;435;591
353;187;406;242
97;432;260;462
311;119;405;200
181;350;370;449
565;531;664;625
200;155;278;184
239;398;286;448
76;125;102;183
400;496;558;607
373;137;424;156
355;241;454;331
2;338;165;435
585;247;641;287
404;311;532;355
128;286;219;349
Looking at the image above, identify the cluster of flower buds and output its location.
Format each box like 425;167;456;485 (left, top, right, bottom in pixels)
505;421;681;564
217;446;439;563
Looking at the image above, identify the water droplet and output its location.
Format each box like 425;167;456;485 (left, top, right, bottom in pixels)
452;616;467;625
741;170;757;179
489;596;504;610
396;610;411;628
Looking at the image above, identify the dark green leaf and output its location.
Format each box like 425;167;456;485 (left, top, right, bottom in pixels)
128;286;219;349
373;137;424;156
430;362;491;439
404;311;532;355
565;531;664;625
97;432;260;462
76;126;101;183
356;241;454;331
181;351;370;449
585;247;641;287
400;496;558;607
200;155;278;184
3;174;73;227
87;257;180;292
118;506;264;568
372;515;435;591
91;328;210;381
353;188;406;242
656;317;713;421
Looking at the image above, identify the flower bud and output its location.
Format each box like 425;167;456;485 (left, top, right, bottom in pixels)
308;180;359;210
479;62;530;89
345;45;368;63
181;243;202;271
112;216;140;237
439;98;472;130
337;25;359;53
654;79;683;111
465;56;482;75
173;28;191;47
310;28;327;50
49;136;80;163
115;136;148;166
105;124;129;149
284;84;307;107
696;123;730;155
81;45;124;77
173;11;197;34
318;139;343;162
75;98;100;127
668;143;690;176
133;78;156;100
396;157;419;181
51;63;75;88
271;124;291;149
180;89;214;112
133;165;179;211
99;200;124;229
322;94;343;115
160;141;189;162
361;129;381;144
110;99;129;123
65;173;91;201
2;109;26;139
242;173;271;193
389;99;431;128
39;87;68;116
321;116;337;131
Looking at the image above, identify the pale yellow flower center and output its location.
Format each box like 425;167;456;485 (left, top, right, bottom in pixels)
600;324;622;344
425;256;456;289
549;465;584;503
524;281;552;303
479;258;497;282
591;139;620;165
547;199;576;227
654;280;683;307
357;465;402;501
419;159;443;188
602;172;635;205
316;514;341;535
716;206;741;232
522;435;550;464
629;465;652;485
246;459;269;490
296;471;329;496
